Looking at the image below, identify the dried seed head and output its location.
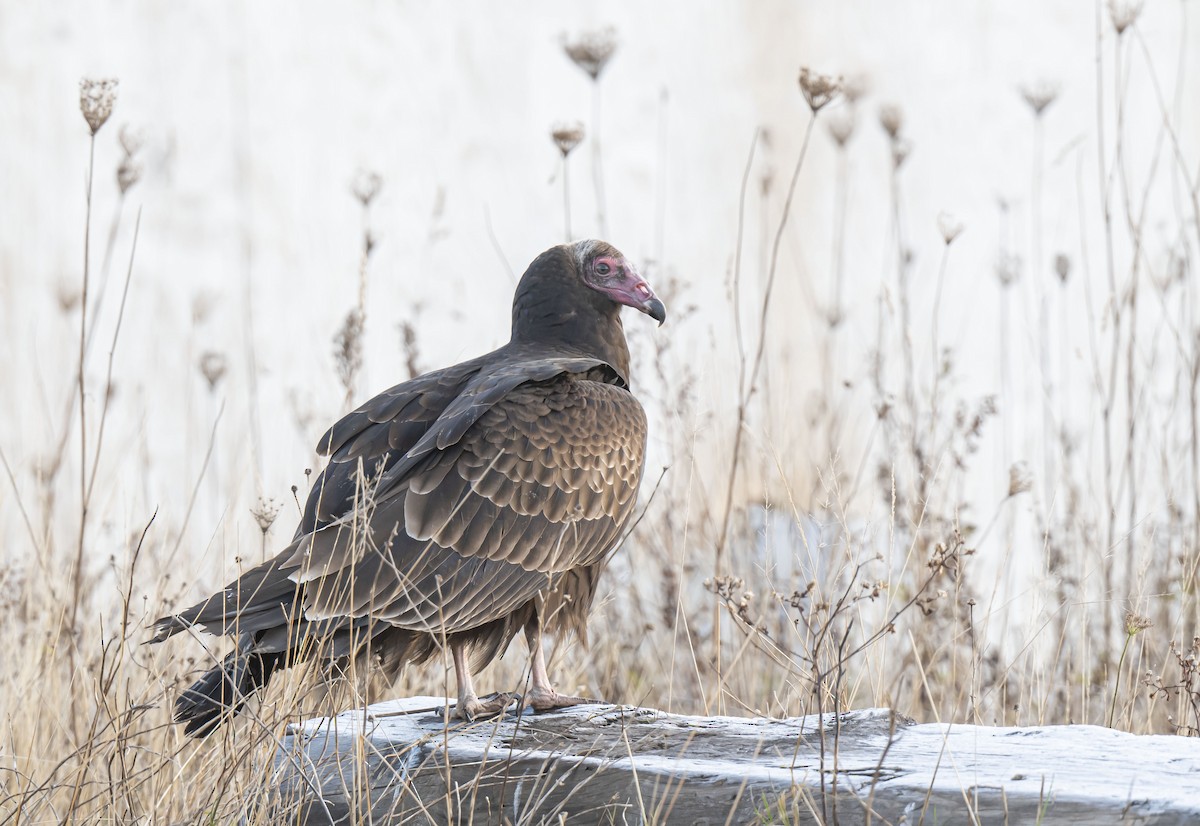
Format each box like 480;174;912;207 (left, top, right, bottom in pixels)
118;124;144;157
798;67;841;113
840;74;869;104
333;309;365;394
115;125;144;193
1019;80;1059;117
399;318;421;380
199;351;227;391
562;28;618;81
937;211;964;245
891;138;912;170
117;156;141;194
192;292;217;325
55;279;82;314
995;251;1022;287
1008;461;1033;497
351;170;383;208
1054;253;1071;283
250;497;282;534
1124;611;1152;635
878;104;904;140
550;121;585;157
759;166;774;198
79;78;118;135
1108;0;1143;34
1164;245;1189;288
826;107;856;148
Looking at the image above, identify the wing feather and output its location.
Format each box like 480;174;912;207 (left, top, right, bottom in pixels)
156;363;646;647
292;375;645;634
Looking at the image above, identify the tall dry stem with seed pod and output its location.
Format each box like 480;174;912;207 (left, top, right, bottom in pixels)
5;10;1200;823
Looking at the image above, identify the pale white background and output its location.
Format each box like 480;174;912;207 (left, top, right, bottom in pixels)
1;1;1197;617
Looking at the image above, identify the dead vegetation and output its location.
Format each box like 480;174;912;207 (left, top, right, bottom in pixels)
2;7;1200;823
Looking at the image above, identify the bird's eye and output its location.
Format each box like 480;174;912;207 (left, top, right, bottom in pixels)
595;261;611;276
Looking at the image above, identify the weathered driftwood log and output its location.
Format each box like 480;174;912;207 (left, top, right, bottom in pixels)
270;696;1200;825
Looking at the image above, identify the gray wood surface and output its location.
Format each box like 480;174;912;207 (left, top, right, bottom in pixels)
269;696;1200;824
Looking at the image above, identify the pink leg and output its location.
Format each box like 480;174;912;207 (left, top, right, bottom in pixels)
523;619;600;712
452;641;517;721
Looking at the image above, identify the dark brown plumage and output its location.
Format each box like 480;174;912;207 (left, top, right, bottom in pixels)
152;240;665;735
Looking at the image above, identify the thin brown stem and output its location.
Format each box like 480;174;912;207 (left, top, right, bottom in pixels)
84;191;127;356
928;243;952;446
85;209;141;506
562;156;572;241
716;115;818;570
69;133;96;638
591;83;607;238
1096;0;1119;660
1032;113;1055;512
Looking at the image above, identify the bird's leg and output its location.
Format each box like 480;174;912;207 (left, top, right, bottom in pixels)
451;641;516;720
522;618;600;712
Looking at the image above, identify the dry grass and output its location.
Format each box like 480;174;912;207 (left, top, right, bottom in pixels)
3;8;1200;823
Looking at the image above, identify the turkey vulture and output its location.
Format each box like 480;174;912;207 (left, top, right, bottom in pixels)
152;240;665;735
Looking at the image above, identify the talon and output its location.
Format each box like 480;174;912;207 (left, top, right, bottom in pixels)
456;691;519;721
523;687;603;713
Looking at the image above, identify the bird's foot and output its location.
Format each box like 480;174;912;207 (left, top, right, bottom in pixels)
523;686;602;713
455;691;519;721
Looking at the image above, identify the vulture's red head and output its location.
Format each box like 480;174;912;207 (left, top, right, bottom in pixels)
510;240;666;383
570;240;667;326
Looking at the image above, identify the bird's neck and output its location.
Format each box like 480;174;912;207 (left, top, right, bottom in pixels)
510;283;632;385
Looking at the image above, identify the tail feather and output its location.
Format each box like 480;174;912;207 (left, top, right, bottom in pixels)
175;648;284;737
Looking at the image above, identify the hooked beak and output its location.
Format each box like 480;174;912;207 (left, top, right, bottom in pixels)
644;296;667;325
606;267;667;326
